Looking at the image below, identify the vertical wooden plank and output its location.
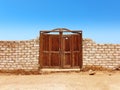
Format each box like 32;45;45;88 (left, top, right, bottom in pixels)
39;32;43;68
49;35;51;67
70;35;73;67
79;32;83;68
59;32;63;68
71;35;74;67
62;35;71;68
77;34;81;68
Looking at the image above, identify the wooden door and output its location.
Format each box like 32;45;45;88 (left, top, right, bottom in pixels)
71;34;82;68
40;34;60;68
62;34;82;68
40;31;82;68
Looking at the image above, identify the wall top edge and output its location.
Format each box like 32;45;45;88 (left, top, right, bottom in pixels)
83;38;120;45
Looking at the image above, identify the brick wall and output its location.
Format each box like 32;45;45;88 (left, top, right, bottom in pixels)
83;39;120;68
0;38;120;71
0;39;39;71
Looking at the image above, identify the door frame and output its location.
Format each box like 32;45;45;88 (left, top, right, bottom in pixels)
39;28;82;69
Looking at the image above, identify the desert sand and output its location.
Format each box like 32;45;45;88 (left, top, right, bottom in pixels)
0;71;120;90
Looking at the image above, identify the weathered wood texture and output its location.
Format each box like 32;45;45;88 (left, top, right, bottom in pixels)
40;28;82;68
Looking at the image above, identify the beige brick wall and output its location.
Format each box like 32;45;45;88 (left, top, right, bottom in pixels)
0;38;119;70
83;39;120;68
0;39;39;71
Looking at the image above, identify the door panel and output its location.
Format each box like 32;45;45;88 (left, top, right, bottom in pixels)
63;36;71;51
72;35;80;51
50;36;60;51
51;53;60;66
42;53;49;67
64;53;71;67
73;52;80;66
43;34;49;51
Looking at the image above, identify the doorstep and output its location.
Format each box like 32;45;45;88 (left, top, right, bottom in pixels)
40;68;81;72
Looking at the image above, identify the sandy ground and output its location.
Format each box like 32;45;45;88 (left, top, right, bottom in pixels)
0;71;120;90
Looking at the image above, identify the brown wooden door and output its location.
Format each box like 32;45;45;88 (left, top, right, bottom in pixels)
71;34;82;68
40;32;82;68
62;34;82;68
40;34;60;68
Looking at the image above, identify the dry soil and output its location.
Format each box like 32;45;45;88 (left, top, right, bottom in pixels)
0;71;120;90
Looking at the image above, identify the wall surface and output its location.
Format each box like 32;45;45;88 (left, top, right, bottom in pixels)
0;38;120;71
83;39;120;68
0;39;39;71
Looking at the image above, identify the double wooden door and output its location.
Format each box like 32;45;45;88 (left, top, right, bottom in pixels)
40;33;82;68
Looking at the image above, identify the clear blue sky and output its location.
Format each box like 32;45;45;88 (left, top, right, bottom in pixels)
0;0;120;43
